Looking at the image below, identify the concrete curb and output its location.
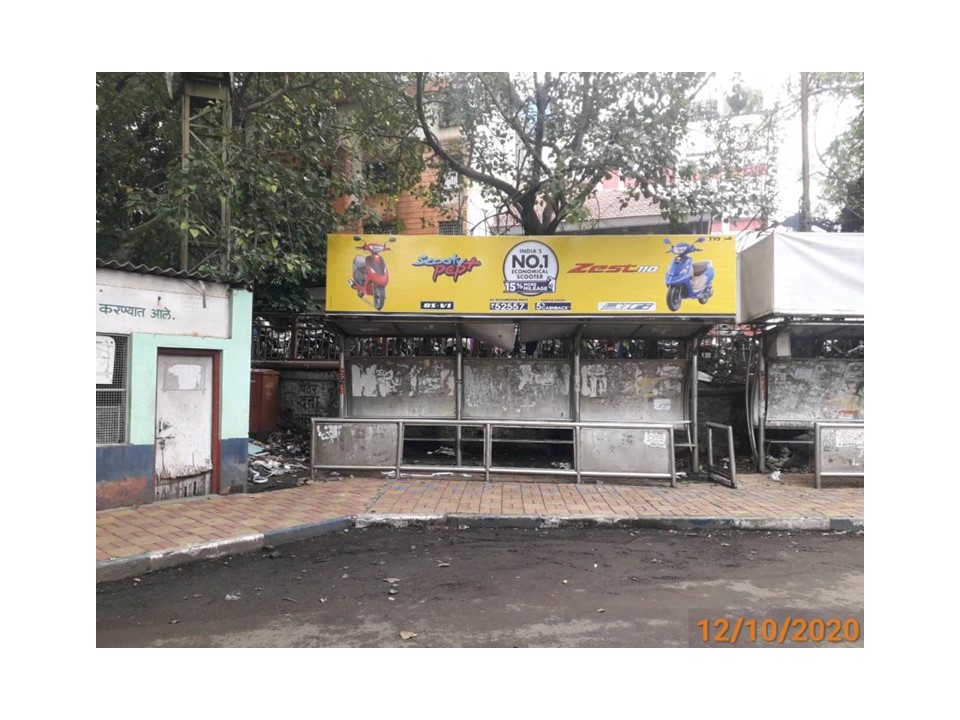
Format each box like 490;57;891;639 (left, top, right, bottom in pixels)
98;513;863;583
356;514;864;533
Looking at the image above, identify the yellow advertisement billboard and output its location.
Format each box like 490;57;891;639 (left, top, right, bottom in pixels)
326;234;736;316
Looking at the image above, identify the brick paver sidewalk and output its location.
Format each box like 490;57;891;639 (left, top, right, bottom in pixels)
97;474;862;568
364;475;863;520
96;478;387;562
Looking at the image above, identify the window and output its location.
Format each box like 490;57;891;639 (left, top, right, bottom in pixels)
96;334;128;444
364;221;397;235
438;221;461;235
441;168;460;192
689;98;718;120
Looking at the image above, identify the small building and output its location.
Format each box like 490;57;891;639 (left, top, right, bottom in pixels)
96;260;253;510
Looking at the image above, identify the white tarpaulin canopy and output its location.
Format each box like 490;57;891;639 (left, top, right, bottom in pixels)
737;229;864;322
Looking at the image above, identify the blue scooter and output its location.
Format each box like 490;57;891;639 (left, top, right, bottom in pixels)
663;237;715;312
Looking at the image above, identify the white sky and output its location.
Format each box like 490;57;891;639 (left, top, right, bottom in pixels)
737;71;860;220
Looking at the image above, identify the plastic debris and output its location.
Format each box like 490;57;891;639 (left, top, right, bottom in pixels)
225;593;241;601
400;631;418;640
769;470;782;482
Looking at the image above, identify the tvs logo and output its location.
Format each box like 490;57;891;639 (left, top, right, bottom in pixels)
413;254;482;283
503;241;558;296
568;263;660;273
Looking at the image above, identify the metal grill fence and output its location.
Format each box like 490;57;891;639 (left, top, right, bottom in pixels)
96;334;128;444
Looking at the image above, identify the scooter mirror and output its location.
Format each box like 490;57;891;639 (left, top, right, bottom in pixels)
389;236;397;243
353;235;362;242
696;237;705;243
662;238;671;245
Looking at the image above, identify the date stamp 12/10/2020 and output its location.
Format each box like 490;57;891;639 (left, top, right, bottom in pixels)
689;612;863;647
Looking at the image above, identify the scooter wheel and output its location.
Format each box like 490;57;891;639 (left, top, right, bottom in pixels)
373;285;386;310
666;285;682;312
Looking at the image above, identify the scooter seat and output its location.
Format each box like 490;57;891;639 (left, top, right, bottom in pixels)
692;260;712;276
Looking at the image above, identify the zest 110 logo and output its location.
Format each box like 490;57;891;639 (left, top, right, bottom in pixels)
412;254;482;282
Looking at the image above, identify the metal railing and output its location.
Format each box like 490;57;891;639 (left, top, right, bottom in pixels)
252;313;338;363
311;417;677;486
814;421;864;489
705;422;738;488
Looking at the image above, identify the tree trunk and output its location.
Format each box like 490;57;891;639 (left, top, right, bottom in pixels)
800;72;811;232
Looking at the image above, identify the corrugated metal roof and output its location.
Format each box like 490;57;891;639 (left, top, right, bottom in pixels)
96;258;250;288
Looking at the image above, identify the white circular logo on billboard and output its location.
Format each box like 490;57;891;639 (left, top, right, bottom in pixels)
503;241;558;296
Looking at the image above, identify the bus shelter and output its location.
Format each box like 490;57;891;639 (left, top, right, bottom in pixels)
738;229;864;486
312;233;741;486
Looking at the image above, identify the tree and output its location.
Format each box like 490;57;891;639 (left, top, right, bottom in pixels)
96;72;424;310
785;72;864;232
412;72;777;235
819;75;863;231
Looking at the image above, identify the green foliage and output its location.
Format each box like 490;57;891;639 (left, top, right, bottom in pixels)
96;72;424;309
820;75;863;231
414;72;778;234
786;72;864;231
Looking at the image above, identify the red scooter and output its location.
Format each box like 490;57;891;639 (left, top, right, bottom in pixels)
348;235;396;310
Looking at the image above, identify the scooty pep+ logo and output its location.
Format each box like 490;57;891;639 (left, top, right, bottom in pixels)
412;254;482;283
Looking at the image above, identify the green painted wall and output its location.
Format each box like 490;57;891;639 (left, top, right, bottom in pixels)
128;290;252;445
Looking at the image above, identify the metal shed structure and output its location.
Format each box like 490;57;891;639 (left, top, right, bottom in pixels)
311;233;741;486
737;230;864;485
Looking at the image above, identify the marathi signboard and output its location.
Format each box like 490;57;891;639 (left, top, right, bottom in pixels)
326;234;736;316
96;268;231;338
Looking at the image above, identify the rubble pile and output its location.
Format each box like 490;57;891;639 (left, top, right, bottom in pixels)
247;429;313;492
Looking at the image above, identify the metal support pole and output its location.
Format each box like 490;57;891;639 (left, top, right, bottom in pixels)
220;90;232;275
814;422;822;490
574;425;581;484
484;422;491;483
396;421;405;481
726;423;738;489
290;314;300;361
338;334;347;418
690;337;699;474
455;329;463;467
572;326;583;481
180;91;191;271
758;336;767;473
572;326;584;422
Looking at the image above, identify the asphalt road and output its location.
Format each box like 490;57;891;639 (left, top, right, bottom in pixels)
96;526;863;647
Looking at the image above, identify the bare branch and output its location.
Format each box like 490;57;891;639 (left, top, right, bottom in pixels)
415;73;521;202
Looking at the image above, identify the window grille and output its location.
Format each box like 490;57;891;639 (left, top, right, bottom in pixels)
96;334;128;444
438;220;461;235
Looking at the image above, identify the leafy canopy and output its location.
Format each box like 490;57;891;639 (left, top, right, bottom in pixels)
413;72;777;234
